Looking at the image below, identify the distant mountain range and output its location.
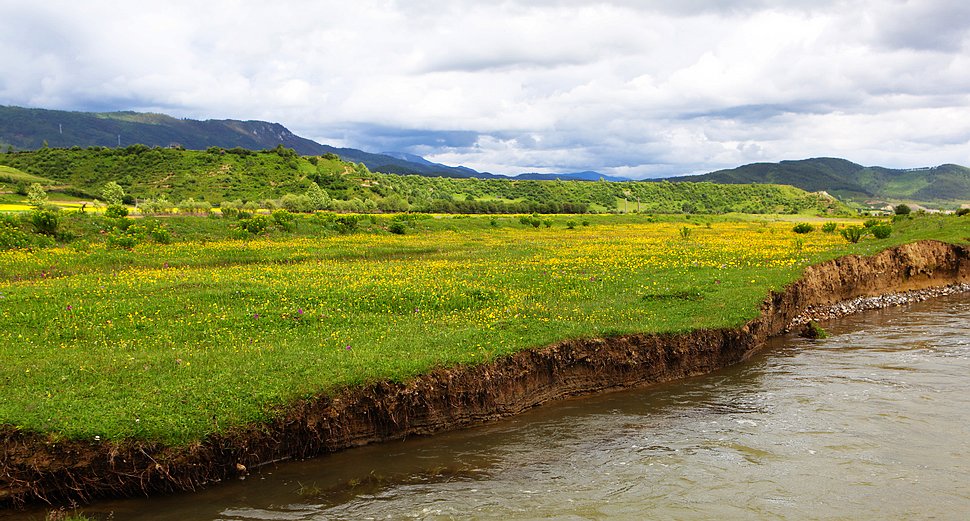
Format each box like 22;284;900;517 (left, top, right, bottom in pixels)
665;157;970;203
1;106;966;202
0;105;627;182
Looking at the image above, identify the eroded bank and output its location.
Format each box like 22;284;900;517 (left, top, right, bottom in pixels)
2;240;967;508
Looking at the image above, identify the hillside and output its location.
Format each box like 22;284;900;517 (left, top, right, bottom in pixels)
0;105;484;178
667;158;970;206
0;146;846;215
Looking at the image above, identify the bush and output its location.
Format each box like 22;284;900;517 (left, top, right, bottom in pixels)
0;218;31;250
388;222;406;235
220;200;241;219
792;223;814;234
28;208;59;236
106;229;139;249
821;222;838;233
139;198;173;216
104;204;129;219
870;224;892;239
26;183;48;207
840;226;866;243
566;220;577;229
894;204;911;215
101;181;125;206
280;193;314;213
240;215;271;235
956;208;969;217
272;209;297;232
333;215;360;234
863;219;883;228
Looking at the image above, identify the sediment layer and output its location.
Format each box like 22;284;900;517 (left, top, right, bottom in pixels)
2;240;968;507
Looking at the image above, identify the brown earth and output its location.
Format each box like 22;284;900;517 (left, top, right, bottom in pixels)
2;240;968;508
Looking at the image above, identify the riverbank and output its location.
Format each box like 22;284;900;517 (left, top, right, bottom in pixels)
2;239;967;508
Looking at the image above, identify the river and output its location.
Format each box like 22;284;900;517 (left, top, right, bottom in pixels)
17;293;970;520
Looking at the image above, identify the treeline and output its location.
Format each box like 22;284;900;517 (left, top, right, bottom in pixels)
0;145;849;215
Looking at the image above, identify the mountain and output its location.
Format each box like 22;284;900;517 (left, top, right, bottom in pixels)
512;171;630;182
0;105;329;154
0;105;488;179
666;157;970;204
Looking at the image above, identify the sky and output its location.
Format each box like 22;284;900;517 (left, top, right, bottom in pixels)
1;0;969;178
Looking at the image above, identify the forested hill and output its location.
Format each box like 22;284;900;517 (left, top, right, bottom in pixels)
0;146;846;215
665;157;970;204
0;106;484;178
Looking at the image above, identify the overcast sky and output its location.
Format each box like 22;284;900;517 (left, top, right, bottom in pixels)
2;0;969;177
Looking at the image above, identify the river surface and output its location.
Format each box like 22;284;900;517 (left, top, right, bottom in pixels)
19;294;970;520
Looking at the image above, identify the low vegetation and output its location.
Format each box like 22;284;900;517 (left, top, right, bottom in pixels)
0;146;849;215
1;210;967;445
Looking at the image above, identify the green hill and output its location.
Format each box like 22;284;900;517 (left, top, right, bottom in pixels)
668;158;970;206
0;105;491;178
0;146;846;215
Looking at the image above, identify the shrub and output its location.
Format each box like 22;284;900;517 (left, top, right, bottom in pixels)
840;225;866;243
139;198;173;216
28;208;59;236
178;198;212;215
106;229;139;249
101;181;125;206
240;215;271;235
679;226;691;240
104;204;129;219
821;222;838;233
280;193;314;213
566;220;577;229
956;208;969;217
220;200;241;219
894;204;911;215
150;225;172;244
26;183;48;207
333;215;359;234
0;218;31;250
870;224;892;239
272;209;297;232
388;222;406;235
792;223;814;234
863;219;883;228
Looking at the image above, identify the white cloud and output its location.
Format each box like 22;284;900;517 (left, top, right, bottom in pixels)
1;0;968;176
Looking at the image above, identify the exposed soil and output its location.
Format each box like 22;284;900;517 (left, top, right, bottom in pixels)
2;240;968;508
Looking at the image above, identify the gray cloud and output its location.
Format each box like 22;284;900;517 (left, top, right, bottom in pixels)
1;0;968;178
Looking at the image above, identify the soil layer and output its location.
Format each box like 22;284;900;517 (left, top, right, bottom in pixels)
2;240;968;508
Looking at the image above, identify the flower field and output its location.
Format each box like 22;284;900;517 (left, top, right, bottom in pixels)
0;215;965;443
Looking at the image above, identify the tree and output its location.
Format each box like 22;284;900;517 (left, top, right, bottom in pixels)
102;181;125;206
894;204;912;215
26;183;48;207
305;181;331;210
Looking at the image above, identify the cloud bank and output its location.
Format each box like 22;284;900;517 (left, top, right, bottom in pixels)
1;0;968;177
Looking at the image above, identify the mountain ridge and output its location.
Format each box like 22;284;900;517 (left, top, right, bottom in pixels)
2;106;966;203
664;157;970;204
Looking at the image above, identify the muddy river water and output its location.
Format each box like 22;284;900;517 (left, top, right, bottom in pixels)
20;293;970;520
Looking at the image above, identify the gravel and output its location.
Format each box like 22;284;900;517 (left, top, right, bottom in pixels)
787;282;970;331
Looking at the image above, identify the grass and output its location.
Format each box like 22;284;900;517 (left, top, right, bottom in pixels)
0;164;54;184
0;213;967;445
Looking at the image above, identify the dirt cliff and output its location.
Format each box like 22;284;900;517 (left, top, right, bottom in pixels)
2;240;967;507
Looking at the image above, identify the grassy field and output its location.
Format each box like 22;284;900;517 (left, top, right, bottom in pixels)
1;213;967;445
